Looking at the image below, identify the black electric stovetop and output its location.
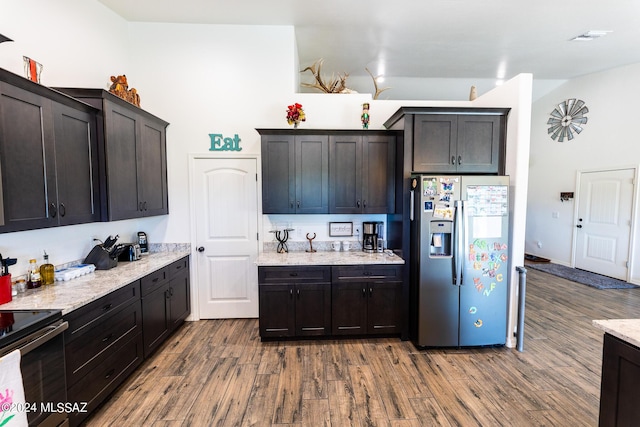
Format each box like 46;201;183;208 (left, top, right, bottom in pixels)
0;309;63;350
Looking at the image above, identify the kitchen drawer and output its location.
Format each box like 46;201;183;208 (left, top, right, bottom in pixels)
65;299;142;385
168;256;189;278
332;265;402;281
141;266;168;296
64;280;140;341
259;266;331;283
67;331;143;427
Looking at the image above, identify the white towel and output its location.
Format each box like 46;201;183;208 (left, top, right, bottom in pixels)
0;349;28;427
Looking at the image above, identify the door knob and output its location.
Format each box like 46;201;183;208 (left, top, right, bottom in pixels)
576;225;582;228
197;246;205;252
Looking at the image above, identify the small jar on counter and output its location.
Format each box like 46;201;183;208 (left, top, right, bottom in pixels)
14;278;27;294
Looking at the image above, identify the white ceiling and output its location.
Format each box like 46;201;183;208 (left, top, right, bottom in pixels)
98;0;640;88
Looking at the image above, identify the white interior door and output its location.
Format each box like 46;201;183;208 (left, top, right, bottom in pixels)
574;168;635;280
192;157;259;318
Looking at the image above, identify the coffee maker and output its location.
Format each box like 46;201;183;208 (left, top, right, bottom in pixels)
137;231;148;253
363;221;383;253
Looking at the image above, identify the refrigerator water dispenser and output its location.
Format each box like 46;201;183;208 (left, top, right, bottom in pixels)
429;221;452;257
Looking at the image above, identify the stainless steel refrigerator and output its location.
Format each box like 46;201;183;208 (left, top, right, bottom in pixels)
410;175;510;347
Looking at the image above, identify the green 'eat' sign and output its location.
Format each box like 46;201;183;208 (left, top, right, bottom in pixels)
209;133;242;151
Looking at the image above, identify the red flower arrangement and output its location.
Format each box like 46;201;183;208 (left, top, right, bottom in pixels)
286;103;306;127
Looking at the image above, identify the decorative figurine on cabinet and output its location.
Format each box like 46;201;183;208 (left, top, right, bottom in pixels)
108;74;141;107
361;103;370;129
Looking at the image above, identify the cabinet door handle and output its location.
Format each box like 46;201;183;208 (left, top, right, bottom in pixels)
104;368;115;380
59;203;66;217
169;287;174;297
451;156;456;165
369;287;373;296
143;201;147;211
357;200;361;208
102;333;113;343
289;272;298;277
297;200;300;208
290;201;294;209
363;200;367;208
362;288;366;297
103;303;112;312
297;289;300;298
458;155;462;165
290;289;293;297
139;202;144;212
165;290;171;299
49;203;57;218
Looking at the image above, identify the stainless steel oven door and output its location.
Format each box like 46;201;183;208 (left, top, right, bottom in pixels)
1;320;69;427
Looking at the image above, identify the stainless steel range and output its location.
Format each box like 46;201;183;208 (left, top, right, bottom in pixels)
0;309;69;426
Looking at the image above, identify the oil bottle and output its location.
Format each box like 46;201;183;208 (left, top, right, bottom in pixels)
40;251;55;285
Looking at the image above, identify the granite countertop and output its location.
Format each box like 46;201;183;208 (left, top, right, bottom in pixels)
1;251;190;315
593;319;640;348
255;250;405;266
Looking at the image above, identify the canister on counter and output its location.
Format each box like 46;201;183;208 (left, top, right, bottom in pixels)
14;278;27;293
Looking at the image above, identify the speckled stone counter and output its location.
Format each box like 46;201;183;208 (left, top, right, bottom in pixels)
1;251;190;315
255;250;405;266
593;319;640;348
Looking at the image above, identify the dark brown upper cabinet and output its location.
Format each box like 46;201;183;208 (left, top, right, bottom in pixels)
258;129;396;215
0;69;100;233
329;132;395;214
258;129;329;214
384;107;510;174
56;88;169;221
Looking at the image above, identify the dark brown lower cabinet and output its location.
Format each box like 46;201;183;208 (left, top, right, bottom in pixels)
258;264;402;339
141;256;191;358
141;267;170;357
63;281;143;427
599;333;640;426
63;256;190;426
258;266;331;338
332;265;402;336
168;263;191;331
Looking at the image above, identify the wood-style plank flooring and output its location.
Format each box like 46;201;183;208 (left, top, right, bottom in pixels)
86;268;640;426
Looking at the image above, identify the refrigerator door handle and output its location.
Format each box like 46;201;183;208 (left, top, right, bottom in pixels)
454;200;464;286
410;189;414;221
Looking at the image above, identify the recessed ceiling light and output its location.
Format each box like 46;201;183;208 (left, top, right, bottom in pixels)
570;30;612;41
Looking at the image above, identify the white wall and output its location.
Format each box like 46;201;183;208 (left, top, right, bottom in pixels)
528;63;640;284
307;75;564;103
0;0;129;86
125;22;297;244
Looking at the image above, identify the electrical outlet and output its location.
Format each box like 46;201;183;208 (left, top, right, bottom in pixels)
552;211;559;219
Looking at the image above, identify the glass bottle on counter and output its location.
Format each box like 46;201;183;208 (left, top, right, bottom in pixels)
27;258;42;289
40;251;55;285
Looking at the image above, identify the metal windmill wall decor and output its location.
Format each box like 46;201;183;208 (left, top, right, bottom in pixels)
547;98;589;142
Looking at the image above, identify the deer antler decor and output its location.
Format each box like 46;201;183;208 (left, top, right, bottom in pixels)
365;68;391;100
301;59;354;94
